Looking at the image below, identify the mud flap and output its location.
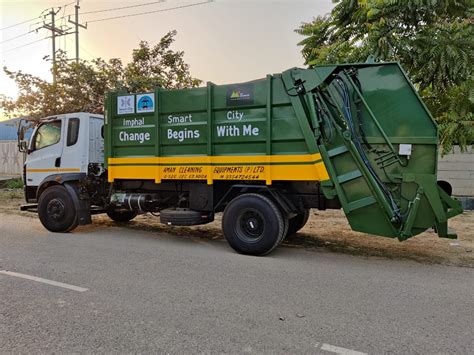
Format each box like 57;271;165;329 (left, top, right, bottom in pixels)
63;183;91;226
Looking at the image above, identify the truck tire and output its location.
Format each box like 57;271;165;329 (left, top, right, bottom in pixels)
222;193;286;256
38;185;78;232
160;208;213;226
286;209;310;237
106;208;137;223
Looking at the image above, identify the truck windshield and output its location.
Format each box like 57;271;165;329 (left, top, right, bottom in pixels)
34;121;62;150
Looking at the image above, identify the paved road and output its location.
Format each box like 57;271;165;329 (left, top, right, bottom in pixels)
0;213;473;353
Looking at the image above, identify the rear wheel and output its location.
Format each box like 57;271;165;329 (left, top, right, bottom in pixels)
106;208;137;222
222;193;286;256
286;209;310;237
38;185;78;232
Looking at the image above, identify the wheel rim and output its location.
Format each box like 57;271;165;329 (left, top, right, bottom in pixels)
46;198;66;221
235;208;265;243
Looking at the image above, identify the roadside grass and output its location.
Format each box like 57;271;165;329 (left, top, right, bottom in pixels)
0;178;23;189
6;178;23;189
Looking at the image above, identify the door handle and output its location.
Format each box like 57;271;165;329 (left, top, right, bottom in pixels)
55;157;61;167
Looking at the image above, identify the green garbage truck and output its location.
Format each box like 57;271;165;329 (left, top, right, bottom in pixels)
19;61;463;255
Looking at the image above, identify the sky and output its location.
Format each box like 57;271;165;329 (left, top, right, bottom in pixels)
0;0;334;119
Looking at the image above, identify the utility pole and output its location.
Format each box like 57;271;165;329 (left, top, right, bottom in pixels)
68;0;87;63
42;8;65;83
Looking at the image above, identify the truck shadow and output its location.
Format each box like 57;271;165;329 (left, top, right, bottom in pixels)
70;212;474;267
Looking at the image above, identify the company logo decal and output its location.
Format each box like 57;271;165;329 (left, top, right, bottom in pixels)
226;84;254;106
136;93;155;113
230;89;250;100
117;95;135;115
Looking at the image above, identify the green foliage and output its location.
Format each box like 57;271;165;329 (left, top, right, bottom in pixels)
1;31;201;120
295;0;473;154
5;178;23;189
125;31;201;92
428;76;474;152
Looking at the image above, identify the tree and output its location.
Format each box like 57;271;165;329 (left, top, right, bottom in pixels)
124;30;201;92
295;0;473;154
1;30;201;120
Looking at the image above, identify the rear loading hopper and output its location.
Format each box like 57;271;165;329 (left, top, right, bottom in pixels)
281;62;463;240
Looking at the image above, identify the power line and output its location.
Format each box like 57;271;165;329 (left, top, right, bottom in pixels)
0;16;40;31
0;1;213;58
1;0;76;31
0;27;42;44
1;37;50;54
1;30;34;44
55;0;166;21
0;0;75;49
55;0;166;20
29;19;46;28
87;1;213;24
81;0;166;15
63;1;78;7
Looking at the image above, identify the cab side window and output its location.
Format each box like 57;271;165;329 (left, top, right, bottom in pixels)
34;121;62;150
67;118;80;146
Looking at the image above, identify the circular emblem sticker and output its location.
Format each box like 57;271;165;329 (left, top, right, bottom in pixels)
136;94;154;113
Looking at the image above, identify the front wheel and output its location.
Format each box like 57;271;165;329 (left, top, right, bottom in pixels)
222;193;286;256
38;185;78;232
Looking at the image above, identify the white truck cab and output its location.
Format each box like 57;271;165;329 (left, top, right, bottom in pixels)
22;112;104;203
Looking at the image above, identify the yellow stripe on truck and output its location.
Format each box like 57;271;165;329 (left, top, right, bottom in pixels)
108;153;323;165
107;154;329;184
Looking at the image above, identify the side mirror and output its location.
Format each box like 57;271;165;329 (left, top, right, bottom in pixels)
17;119;27;152
19;140;29;153
17;118;35;153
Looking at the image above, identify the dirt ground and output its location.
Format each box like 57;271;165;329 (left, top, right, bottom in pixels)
1;188;473;267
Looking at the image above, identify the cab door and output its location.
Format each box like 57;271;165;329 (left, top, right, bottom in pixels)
25;119;64;190
60;116;87;173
